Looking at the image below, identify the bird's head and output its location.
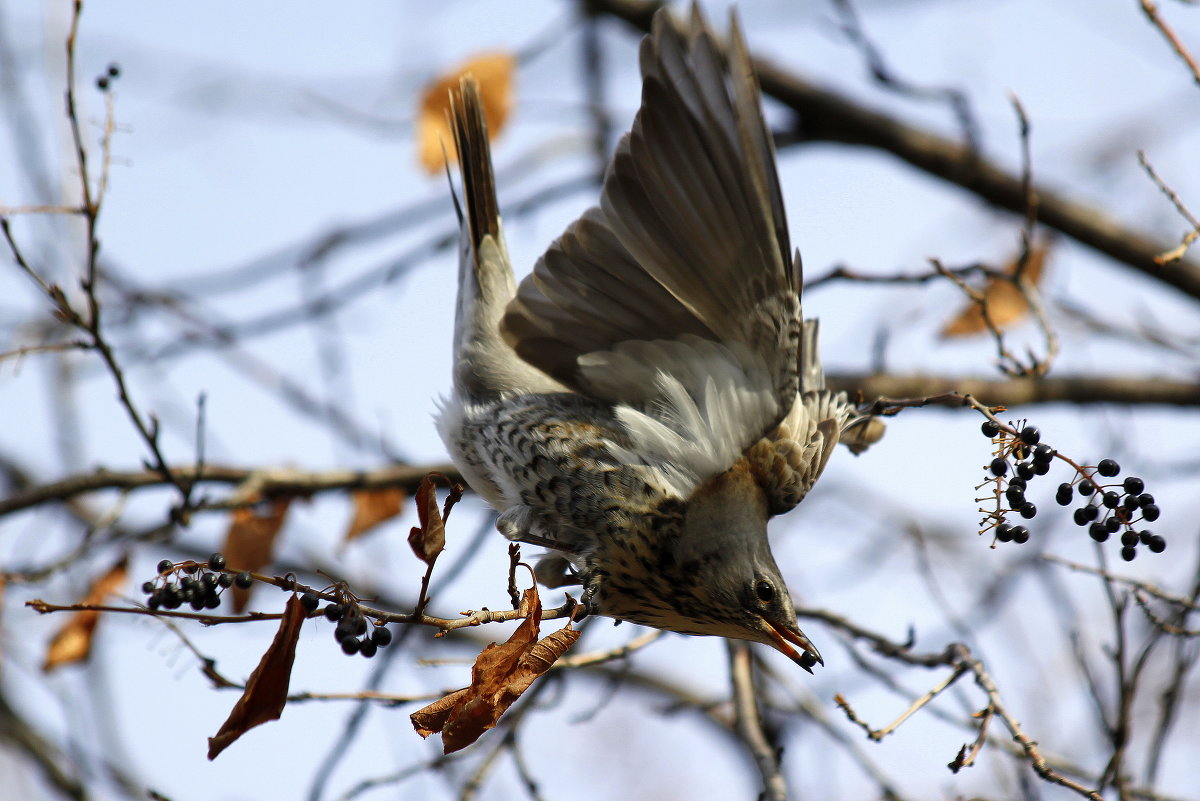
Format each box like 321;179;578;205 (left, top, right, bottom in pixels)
588;463;823;671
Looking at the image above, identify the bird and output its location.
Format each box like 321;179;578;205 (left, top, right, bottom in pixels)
436;5;882;671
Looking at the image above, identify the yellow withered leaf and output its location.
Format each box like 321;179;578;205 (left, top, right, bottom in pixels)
42;557;127;672
343;487;406;545
941;244;1049;338
223;498;291;613
418;52;515;174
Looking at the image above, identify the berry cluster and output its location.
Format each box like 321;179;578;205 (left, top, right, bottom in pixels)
978;420;1165;560
142;553;252;611
96;63;120;91
1060;461;1164;561
309;594;393;658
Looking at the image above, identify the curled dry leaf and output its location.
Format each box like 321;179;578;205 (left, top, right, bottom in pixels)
223;497;291;613
410;587;581;753
418;52;515;174
941;243;1049;338
343;487;406;546
207;593;306;760
407;475;446;567
42;556;127;672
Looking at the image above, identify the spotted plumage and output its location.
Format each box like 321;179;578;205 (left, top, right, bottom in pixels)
436;6;883;670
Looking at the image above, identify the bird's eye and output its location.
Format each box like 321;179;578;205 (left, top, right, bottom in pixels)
754;580;775;603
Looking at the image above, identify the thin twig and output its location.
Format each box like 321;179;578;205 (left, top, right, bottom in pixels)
1139;0;1200;86
728;642;787;801
1043;555;1200;611
835;663;969;741
1137;150;1200;264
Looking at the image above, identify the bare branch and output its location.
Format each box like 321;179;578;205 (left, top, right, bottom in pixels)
1139;0;1200;87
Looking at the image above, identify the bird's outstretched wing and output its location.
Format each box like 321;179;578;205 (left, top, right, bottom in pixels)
502;8;805;495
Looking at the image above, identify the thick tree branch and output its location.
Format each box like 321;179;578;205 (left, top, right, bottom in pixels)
828;373;1200;407
5;368;1195;520
0;462;461;518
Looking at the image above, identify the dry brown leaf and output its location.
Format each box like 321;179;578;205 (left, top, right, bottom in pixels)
407;476;445;567
941;244;1049;338
207;593;306;760
42;556;127;672
223;497;291;613
418;52;515;174
343;487;406;545
410;587;581;753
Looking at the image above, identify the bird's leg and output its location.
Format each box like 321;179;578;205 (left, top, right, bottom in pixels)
578;570;604;619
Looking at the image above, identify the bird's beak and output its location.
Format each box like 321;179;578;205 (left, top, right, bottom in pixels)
759;615;823;673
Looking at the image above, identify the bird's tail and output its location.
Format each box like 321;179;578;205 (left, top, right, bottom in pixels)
447;78;561;399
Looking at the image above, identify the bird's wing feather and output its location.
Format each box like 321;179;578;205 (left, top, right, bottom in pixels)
501;9;800;490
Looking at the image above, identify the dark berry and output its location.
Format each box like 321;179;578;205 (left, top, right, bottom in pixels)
1005;487;1026;507
1078;480;1094;496
1148;535;1166;554
359;639;378;658
1082;504;1099;522
324;603;344;622
162;587;182;609
234;571;253;589
1121;546;1137;562
204;593;222;609
208;553;227;571
96;76;109;91
189;595;206;610
300;592;320;613
107;63;121;78
1056;484;1073;505
990;457;1008;477
995;524;1014;542
1102;491;1120;509
1137;493;1154;507
1016;462;1035;481
1121;531;1139;547
1019;426;1041;446
1033;443;1055;461
981;420;1000;437
1097;459;1120;477
1137;529;1153;545
340;637;360;655
1008;477;1028;491
1032;460;1051;476
141;581;156;594
1019;502;1037;519
1073;508;1090;526
355;616;368;636
1121;477;1143;495
1088;523;1109;542
1012;445;1030;461
1142;504;1160;522
218;573;233;588
1105;516;1121;533
1011;525;1030;544
180;576;195;590
201;572;219;588
1123;494;1141;510
371;626;392;647
157;560;173;575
